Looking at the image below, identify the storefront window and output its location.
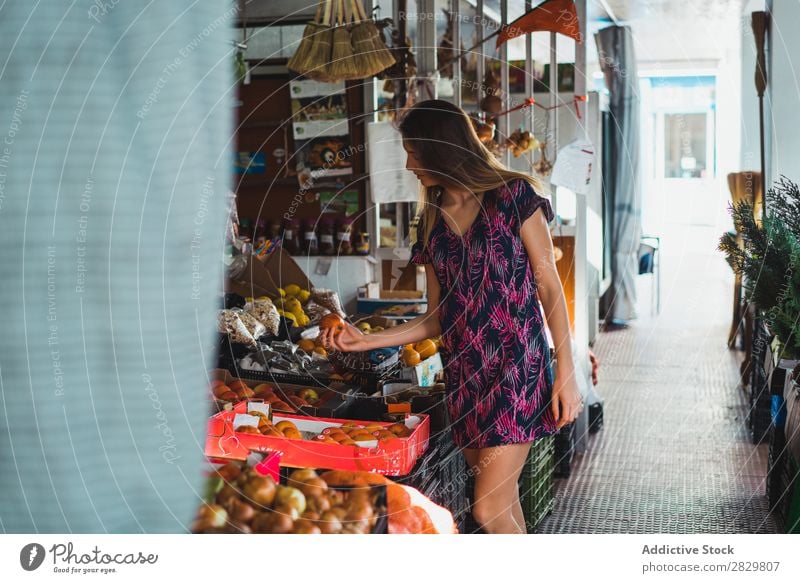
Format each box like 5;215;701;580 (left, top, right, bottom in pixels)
664;113;708;179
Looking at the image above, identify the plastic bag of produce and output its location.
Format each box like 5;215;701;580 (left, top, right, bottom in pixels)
245;298;280;336
217;309;257;347
237;310;267;341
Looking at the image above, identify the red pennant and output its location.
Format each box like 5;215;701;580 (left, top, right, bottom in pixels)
496;0;582;49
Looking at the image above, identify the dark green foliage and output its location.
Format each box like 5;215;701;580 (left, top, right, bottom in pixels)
719;177;800;359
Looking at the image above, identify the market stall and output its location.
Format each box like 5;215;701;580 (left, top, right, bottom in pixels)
198;0;597;534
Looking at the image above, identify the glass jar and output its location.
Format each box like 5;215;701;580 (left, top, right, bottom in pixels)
336;217;353;255
282;218;300;255
318;216;336;256
301;219;318;255
354;231;370;255
268;219;282;241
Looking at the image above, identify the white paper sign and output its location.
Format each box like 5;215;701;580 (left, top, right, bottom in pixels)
550;139;595;195
366;122;420;203
233;414;259;429
247;402;271;417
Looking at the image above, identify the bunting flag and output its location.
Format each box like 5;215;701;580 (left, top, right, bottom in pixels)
496;0;582;48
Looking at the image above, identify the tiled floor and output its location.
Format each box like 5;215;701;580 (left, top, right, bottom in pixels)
536;225;782;533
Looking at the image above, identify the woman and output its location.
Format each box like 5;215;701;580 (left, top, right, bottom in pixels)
321;100;581;534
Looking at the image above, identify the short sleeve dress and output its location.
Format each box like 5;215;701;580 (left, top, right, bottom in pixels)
410;178;559;449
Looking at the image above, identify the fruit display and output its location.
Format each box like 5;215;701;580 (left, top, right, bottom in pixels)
193;464;387;534
356;321;384;334
210;376;327;413
401;339;439;367
315;470;455;534
273;284;312;327
206;401;430;475
312;421;412;445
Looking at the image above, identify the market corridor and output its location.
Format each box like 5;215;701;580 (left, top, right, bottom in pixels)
537;226;781;533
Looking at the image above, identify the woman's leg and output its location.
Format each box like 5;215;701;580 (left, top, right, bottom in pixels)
469;443;531;534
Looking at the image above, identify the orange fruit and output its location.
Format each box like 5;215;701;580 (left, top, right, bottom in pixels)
402;348;421;366
414;339;437;359
319;313;345;334
282;428;302;440
297;339;316;352
275;420;298;432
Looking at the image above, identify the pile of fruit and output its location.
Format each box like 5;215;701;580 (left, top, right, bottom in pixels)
400;338;439;367
273;284;312;328
355;321;385;334
211;378;322;412
313;421;412;445
193;464;386;534
235;415;302;440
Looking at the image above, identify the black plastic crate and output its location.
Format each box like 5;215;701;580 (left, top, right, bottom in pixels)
749;319;773;444
520;436;555;532
461;436;555;534
554;422;575;478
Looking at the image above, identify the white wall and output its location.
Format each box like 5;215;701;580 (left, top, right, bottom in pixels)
766;0;800;186
741;0;766;172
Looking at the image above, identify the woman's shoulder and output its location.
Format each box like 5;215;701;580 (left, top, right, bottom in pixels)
492;177;553;226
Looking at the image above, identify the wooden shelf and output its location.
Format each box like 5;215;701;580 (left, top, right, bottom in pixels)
237;174;367;189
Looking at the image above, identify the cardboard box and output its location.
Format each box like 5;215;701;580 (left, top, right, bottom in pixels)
380;289;424;299
210;368;355;419
409;353;443;387
226;249;312;299
205;402;431;476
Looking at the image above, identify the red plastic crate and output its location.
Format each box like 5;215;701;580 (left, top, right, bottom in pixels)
205;402;430;476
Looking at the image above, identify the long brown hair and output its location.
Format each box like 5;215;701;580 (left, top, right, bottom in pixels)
397;99;543;245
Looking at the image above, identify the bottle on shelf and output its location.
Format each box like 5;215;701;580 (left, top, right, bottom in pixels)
319;216;336;255
282;217;300;255
354;231;370;256
336;217;353;255
301;219;318;255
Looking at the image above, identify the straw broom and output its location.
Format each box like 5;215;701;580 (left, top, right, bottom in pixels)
286;1;324;74
350;0;395;78
301;0;335;80
287;1;328;76
328;0;359;80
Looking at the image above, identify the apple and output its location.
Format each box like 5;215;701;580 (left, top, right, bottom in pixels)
243;475;277;507
275;485;307;515
297;388;319;403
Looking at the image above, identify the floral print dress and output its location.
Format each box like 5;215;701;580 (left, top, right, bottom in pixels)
410;178;559;448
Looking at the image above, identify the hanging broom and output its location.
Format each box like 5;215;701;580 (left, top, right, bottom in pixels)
300;0;335;80
287;1;327;76
350;0;395;78
328;0;359;80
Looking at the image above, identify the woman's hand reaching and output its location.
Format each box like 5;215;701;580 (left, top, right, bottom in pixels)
319;322;371;353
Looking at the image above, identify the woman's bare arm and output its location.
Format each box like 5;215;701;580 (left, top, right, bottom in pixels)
323;264;442;352
520;209;581;427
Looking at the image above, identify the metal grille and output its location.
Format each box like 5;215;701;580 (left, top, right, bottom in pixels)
536;247;781;534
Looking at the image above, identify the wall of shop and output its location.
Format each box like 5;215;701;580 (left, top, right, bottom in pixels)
740;0;765;173
766;0;800;186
